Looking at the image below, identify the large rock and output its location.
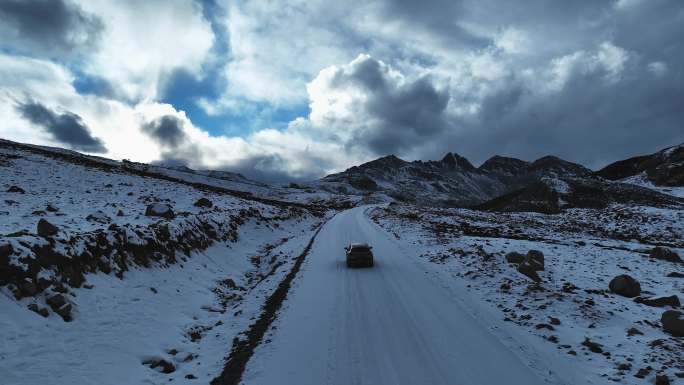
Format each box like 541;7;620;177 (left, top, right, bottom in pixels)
609;274;641;297
145;203;175;219
525;250;544;270
193;197;213;208
142;358;176;374
27;303;49;318
6;185;25;193
46;293;67;310
505;252;525;264
661;310;684;337
46;293;72;322
517;260;542;282
54;303;73;322
649;247;682;263
37;219;58;237
635;295;680;308
86;210;111;224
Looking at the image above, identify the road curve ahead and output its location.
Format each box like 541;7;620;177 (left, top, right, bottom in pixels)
242;206;550;385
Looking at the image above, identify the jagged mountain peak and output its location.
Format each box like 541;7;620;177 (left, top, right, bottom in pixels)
528;155;591;176
479;155;529;175
347;154;407;172
440;152;475;171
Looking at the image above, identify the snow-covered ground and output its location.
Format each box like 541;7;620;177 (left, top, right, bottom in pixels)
371;203;684;384
0;219;322;384
244;206;575;385
2;137;683;385
0;143;252;234
0;140;330;384
621;173;684;199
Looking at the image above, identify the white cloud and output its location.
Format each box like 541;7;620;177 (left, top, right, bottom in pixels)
495;27;529;54
75;0;214;102
595;41;629;80
647;61;668;77
220;0;357;107
0;52;355;180
614;0;646;10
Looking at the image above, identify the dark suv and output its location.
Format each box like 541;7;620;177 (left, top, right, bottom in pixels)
345;243;374;267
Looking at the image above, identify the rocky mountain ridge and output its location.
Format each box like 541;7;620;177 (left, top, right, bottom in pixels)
317;151;595;207
596;143;684;186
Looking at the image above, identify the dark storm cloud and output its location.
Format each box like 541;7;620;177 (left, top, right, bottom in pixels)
430;57;684;170
142;115;206;171
141;115;188;148
328;56;450;156
224;150;337;183
16;100;107;153
0;0;103;58
324;1;684;171
362;76;449;155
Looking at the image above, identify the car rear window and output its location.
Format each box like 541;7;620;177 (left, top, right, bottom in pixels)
351;246;370;251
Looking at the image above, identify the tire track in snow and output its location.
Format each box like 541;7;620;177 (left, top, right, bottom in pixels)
210;222;326;385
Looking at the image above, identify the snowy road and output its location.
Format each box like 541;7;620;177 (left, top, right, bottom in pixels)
242;206;552;385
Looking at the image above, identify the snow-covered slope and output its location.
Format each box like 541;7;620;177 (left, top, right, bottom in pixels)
3;137;684;385
0;138;351;208
597;143;684;187
476;177;683;214
372;203;684;384
0;138;333;384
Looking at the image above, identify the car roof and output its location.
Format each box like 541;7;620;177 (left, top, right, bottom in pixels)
350;243;371;248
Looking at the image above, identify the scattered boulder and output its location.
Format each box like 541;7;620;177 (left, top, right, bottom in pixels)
20;278;38;296
505;252;525;264
561;282;578;293
667;272;684;278
27;303;49;318
194;197;213;208
142;358;176;374
54;303;73;322
46;293;67;310
635;295;680;308
609;274;641;298
517;260;542;282
635;367;652;379
535;323;555;331
37;219;59;237
6;185;25;193
145;203;175;219
45;204;59;212
661;310;684;337
46;294;72;322
525;250;544;270
649;246;682;263
116;209;124;217
627;327;643;336
581;338;603;353
86;211;111;224
656;374;670;385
